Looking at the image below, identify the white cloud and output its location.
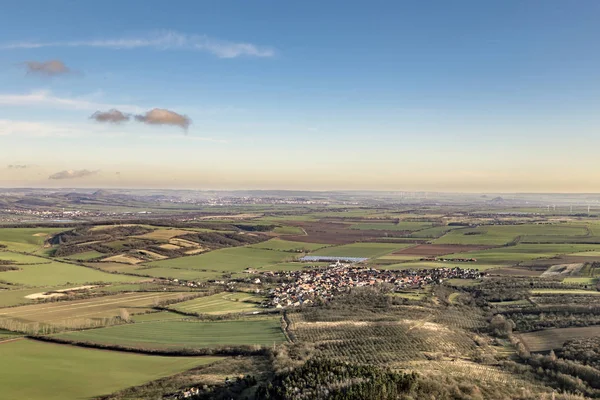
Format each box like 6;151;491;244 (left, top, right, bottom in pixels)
0;90;142;113
0;31;275;58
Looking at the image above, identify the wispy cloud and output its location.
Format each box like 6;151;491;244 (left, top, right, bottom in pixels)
1;31;275;58
49;169;99;180
23;60;71;76
0;90;142;113
7;164;30;169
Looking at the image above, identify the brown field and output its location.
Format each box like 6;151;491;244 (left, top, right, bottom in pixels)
0;292;192;325
159;244;181;250
488;267;543;277
392;244;495;257
519;326;600;352
134;229;193;241
136;250;167;260
102;254;144;264
285;221;418;244
169;238;200;248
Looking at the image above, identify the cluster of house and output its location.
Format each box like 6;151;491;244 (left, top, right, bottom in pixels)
420;257;477;262
267;263;485;307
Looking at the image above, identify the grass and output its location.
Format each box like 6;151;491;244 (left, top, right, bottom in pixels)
562;277;598;284
349;222;432;231
448;293;461;304
131;311;187;322
409;226;462;238
0;251;53;264
169;292;263;315
0;291;192;326
443;244;600;265
248;238;328;252
311;242;413;258
0;285;83;307
147;247;294;273
378;261;500;271
519;326;600;352
0;339;220;400
435;224;588;246
0;260;141;287
134;228;194;241
273;226;305;235
134;267;227;280
0;228;67;252
531;289;600;295
264;262;330;271
54;317;286;349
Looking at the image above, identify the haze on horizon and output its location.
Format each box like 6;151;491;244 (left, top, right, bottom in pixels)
1;1;600;193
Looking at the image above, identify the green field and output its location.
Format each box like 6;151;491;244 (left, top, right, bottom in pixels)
435;224;588;246
273;226;305;235
444;244;600;265
169;292;263;315
55;317;286;349
531;289;600;295
0;260;140;287
147;247;294;273
0;285;82;307
409;225;461;238
349;222;433;231
0;339;220;400
0;228;67;252
134;267;227;280
248;238;328;252
0;251;53;264
378;261;500;271
311;242;413;258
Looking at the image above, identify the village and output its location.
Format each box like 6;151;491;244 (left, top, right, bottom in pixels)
266;262;485;307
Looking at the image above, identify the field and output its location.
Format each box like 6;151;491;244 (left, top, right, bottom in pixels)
311;242;413;258
54;317;286;349
444;244;600;265
530;289;600;295
391;244;493;257
519;326;600;352
0;292;192;327
169;291;263;315
0;228;67;252
435;224;589;246
146;246;294;273
349;222;433;231
248;238;328;252
0;258;141;287
0;339;220;400
62;250;105;260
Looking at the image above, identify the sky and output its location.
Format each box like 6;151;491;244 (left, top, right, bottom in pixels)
1;0;600;192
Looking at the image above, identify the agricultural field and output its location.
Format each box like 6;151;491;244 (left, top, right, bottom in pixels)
435;224;589;246
311;242;413;258
0;259;141;287
444;244;600;265
519;326;600;352
0;227;67;252
168;291;264;315
62;250;105;260
0;291;192;328
146;246;294;273
55;317;286;350
349;221;433;231
248;238;328;252
0;339;220;400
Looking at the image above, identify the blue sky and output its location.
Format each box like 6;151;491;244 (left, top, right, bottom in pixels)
1;1;600;191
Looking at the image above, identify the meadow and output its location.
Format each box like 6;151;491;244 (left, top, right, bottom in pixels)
0;339;220;400
248;238;328;252
0;259;141;287
444;244;600;265
0;227;67;252
146;246;294;273
55;317;286;349
168;291;263;315
349;221;433;231
311;242;413;258
0;291;191;327
435;224;588;245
